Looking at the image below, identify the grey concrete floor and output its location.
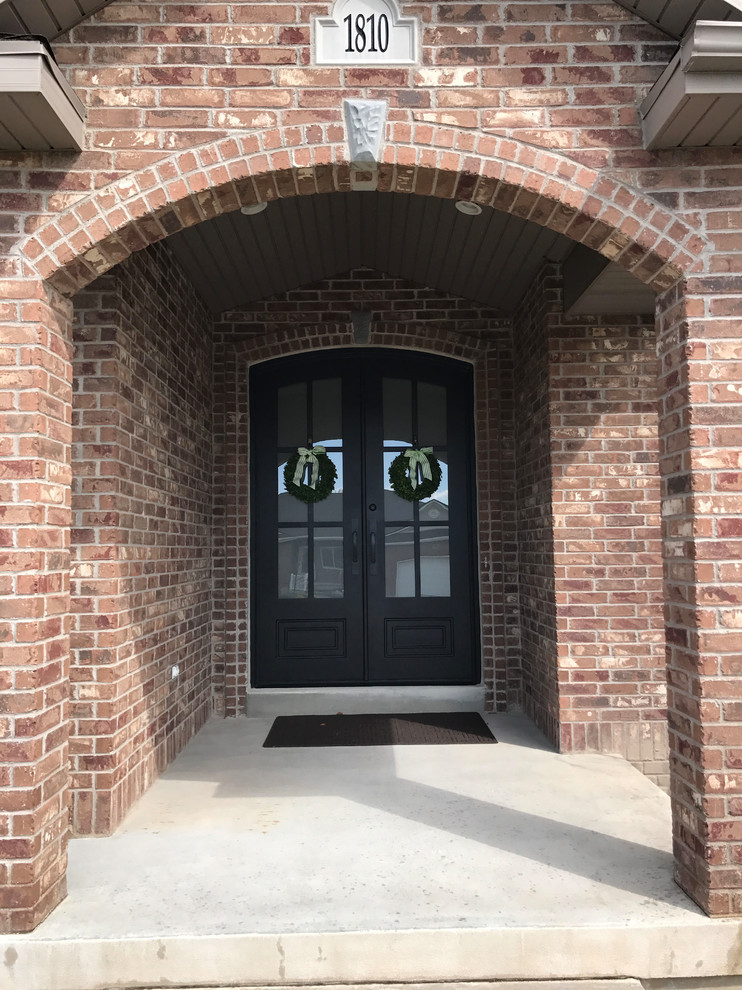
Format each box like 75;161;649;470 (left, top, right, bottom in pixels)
32;712;702;939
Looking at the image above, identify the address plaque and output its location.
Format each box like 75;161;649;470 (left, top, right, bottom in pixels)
314;0;418;66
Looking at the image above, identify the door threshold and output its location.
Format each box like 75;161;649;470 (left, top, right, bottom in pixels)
246;684;486;716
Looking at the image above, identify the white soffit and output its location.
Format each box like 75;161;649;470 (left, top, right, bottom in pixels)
613;0;742;40
640;20;742;148
563;244;656;317
165;190;654;318
0;39;85;150
0;0;110;39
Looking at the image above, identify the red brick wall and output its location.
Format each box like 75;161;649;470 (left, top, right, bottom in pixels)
1;0;742;929
69;242;213;835
212;267;513;713
657;275;742;916
514;264;666;780
49;2;676;173
552;303;665;784
0;286;72;933
513;265;560;745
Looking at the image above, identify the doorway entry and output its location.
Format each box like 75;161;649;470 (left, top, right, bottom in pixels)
250;349;479;687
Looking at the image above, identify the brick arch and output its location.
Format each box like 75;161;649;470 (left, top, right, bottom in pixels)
21;127;708;298
232;322;487;366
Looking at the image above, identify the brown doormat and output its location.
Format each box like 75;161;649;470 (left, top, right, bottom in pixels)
262;712;497;748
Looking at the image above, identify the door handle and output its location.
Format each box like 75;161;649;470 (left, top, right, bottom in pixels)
351;518;359;575
368;514;378;575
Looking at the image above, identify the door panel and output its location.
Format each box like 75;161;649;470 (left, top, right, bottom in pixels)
363;357;475;683
252;355;364;685
251;349;478;687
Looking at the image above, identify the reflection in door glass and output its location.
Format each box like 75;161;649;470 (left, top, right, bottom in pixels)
277;382;307;447
277;460;307;522
314;451;343;522
419;457;449;513
383;378;412;448
382;451;414;521
313;378;342;444
314;527;344;598
278;528;308;598
420;527;450;597
418;382;447;446
385;525;415;598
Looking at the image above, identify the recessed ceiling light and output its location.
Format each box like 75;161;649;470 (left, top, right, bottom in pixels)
455;200;482;216
240;202;268;216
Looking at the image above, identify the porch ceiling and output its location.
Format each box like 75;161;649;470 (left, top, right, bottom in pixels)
2;0;741;41
165;191;656;317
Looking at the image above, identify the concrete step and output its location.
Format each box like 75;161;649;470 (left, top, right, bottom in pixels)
7;926;742;990
246;684;487;715
134;983;645;990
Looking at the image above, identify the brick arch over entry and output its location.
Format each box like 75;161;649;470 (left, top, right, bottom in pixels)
1;121;737;936
21;127;708;297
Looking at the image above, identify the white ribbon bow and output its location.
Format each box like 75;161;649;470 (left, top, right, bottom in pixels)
404;447;433;490
293;446;326;489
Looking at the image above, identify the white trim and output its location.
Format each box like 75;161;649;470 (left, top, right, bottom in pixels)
640;21;742;148
0;40;85;150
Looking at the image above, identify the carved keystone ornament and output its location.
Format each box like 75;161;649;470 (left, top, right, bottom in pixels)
344;98;387;164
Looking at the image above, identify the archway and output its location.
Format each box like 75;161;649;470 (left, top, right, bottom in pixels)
1;127;722;932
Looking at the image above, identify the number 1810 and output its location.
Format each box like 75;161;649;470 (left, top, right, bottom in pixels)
344;13;390;53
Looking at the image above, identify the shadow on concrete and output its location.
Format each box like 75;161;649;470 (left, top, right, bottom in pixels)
150;715;693;912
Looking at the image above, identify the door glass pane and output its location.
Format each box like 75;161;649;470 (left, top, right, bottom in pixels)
420;526;450;597
418;382;447;446
314;452;343;522
385;525;415;598
419;456;449;517
383;451;414;521
278;528;308;598
313;377;342;446
277;382;307;447
383;377;412;447
314;527;344;599
277;458;307;522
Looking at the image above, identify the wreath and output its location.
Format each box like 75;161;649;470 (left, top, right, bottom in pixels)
388;447;442;502
284;445;337;503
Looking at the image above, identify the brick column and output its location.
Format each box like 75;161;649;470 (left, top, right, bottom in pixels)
659;275;742;916
0;280;72;932
70;247;213;836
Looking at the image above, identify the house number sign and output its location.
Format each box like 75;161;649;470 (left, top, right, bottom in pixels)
315;0;417;65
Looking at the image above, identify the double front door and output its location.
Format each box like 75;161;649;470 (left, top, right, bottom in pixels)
250;349;478;687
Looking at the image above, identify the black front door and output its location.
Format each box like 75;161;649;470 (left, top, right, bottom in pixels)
250;349;478;687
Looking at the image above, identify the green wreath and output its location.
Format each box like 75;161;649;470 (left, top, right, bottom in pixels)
284;448;337;503
388;449;442;502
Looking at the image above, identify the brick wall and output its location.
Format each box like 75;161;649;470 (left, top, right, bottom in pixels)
1;0;741;928
513;265;560;745
49;2;676;174
514;264;666;781
0;286;73;933
551;300;666;785
69;242;213;835
657;275;742;916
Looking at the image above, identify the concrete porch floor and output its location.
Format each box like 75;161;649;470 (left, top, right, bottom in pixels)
4;713;742;990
